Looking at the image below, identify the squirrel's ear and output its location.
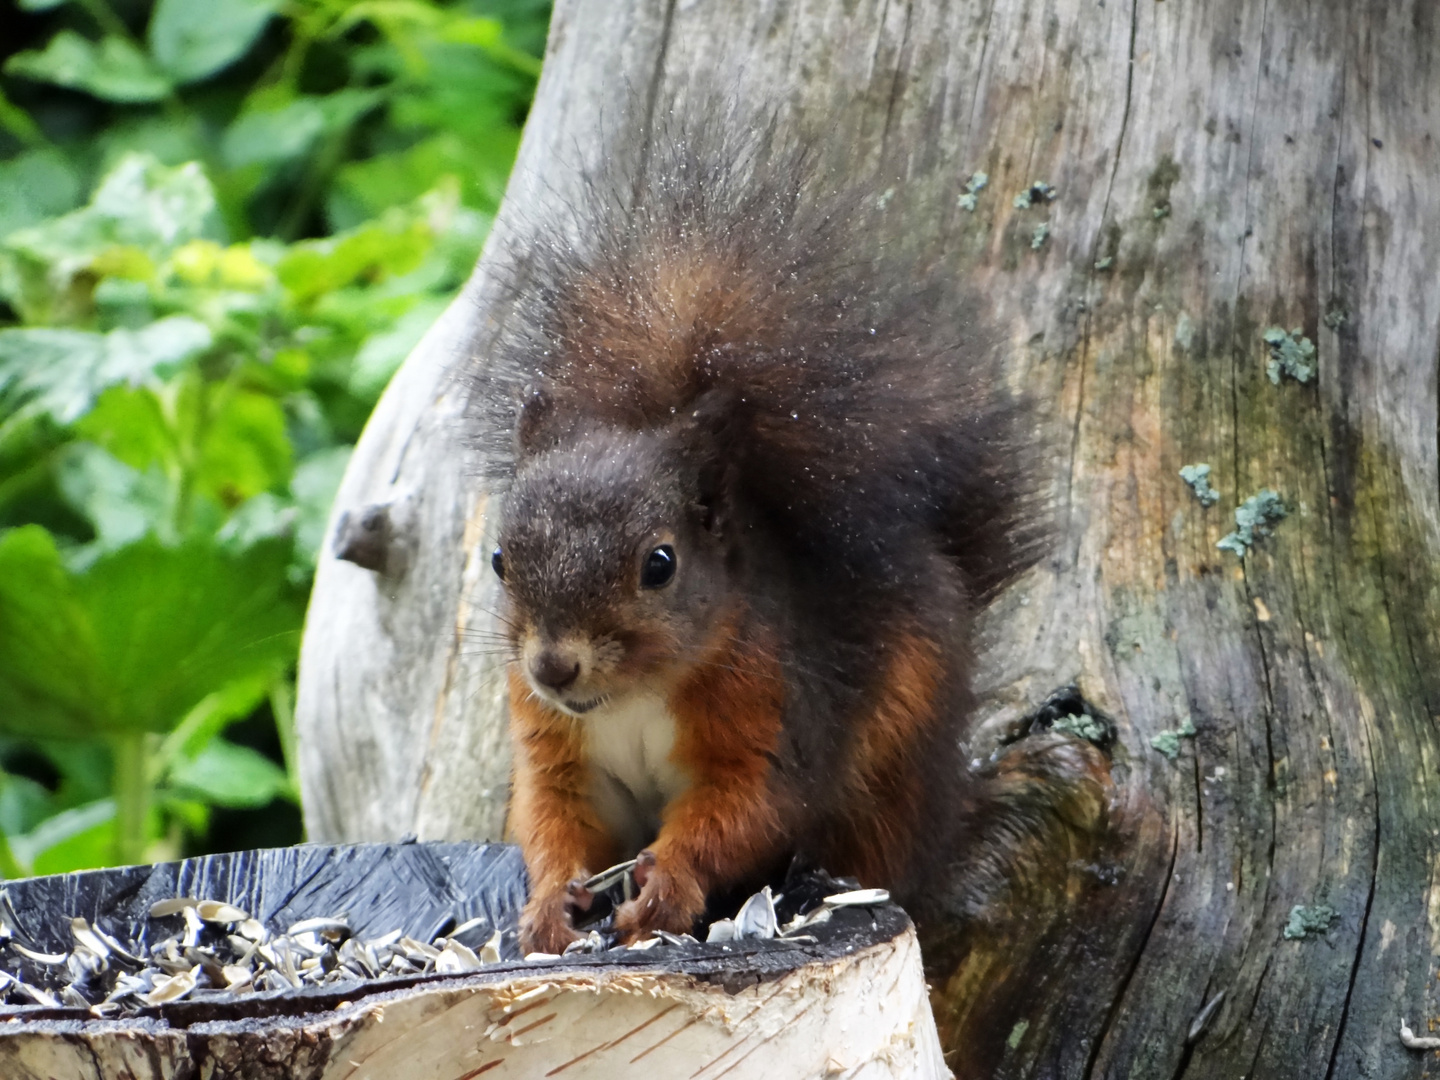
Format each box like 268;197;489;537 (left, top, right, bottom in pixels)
515;386;558;457
675;388;744;537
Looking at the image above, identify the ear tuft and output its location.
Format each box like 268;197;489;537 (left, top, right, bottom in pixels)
516;386;557;456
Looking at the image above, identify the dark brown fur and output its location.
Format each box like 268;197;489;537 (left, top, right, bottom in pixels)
469;122;1049;952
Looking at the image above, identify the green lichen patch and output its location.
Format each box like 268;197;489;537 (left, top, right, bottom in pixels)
1152;203;1171;220
1013;181;1057;209
1007;1019;1030;1049
1263;326;1316;384
1094;255;1114;271
1323;306;1349;331
1283;904;1336;940
1217;489;1286;557
1030;221;1050;250
1052;713;1107;742
1149;719;1197;761
958;170;989;212
1179;463;1220;506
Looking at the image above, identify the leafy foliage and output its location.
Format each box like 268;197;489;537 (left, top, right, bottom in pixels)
0;0;546;874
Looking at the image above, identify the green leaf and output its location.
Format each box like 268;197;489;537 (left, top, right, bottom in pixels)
222;90;383;169
11;798;116;875
0;526;302;740
0;88;46;148
0;150;81;238
0;771;56;838
74;385;174;472
196;389;293;506
148;0;278;84
56;443;174;552
18;0;72;10
169;737;290;807
155;672;270;768
277;215;432;304
217;493;295;552
350;296;446;399
4;32;172;104
0;317;212;433
30;153;215;256
290;445;350;568
1;154;217;321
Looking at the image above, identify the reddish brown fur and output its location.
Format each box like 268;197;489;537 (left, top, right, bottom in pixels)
507;668;621;952
510;612;791;946
824;633;945;888
613;620;789;938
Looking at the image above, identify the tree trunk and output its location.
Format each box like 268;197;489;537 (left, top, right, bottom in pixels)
296;1;1440;1076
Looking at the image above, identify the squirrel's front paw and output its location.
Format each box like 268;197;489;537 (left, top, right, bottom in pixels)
613;849;706;943
518;887;585;955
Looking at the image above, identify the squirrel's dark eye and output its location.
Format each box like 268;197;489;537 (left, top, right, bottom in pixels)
640;544;676;589
491;547;505;581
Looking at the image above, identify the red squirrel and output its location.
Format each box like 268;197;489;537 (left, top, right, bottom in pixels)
470;132;1047;955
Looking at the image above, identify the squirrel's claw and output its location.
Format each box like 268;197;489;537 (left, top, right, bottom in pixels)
565;878;595;913
613;851;705;943
519;888;585;955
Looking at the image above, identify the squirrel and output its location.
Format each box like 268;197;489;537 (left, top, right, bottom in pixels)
468;127;1049;956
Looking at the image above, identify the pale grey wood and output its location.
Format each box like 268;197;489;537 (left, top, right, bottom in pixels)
298;1;1440;1076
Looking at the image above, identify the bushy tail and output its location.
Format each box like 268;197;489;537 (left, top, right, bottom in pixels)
468;118;1048;602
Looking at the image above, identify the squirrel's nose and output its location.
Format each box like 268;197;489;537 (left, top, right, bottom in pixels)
530;648;581;692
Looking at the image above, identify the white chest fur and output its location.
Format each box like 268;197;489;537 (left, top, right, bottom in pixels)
582;693;690;856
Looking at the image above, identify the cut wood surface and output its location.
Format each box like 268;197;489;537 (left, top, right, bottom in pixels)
297;1;1440;1076
0;932;943;1080
0;843;944;1079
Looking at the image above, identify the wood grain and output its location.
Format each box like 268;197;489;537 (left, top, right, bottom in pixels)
297;1;1440;1075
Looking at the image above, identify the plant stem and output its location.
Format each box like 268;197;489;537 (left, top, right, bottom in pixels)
111;732;150;866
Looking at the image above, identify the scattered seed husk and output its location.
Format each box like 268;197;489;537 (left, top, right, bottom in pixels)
450;917;490;940
142;965;200;1006
195;901;249;924
480;929;503;965
12;943;69;965
287;916;350;941
67;948;106;983
148;898;202;918
1;870;892;1015
822;888;890;907
92;924;144;967
705;919;739;943
442;938;483;969
734;886;778;940
562;931;608;956
70;918;111;960
781;906;832;935
61;986;90;1008
400;936;440;962
12;979;59;1007
221;965;254;991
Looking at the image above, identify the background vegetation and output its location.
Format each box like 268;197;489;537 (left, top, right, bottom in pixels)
0;0;548;877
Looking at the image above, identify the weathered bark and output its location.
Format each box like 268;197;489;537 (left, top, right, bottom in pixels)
297;1;1440;1076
